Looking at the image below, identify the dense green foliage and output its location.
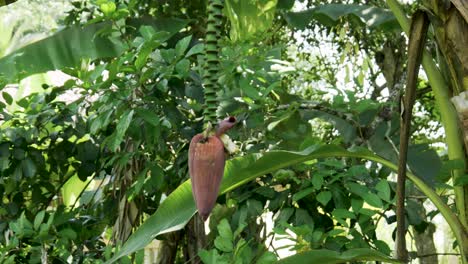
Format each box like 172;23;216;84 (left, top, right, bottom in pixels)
0;0;466;263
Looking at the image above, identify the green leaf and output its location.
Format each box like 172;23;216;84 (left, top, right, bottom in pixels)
175;35;192;57
22;158;36;178
277;0;295;10
375;179;391;202
295;208;314;228
317;191;332;206
199;249;223;264
346;182;367;197
0;142;10;158
185;43;204;57
59;228;77;240
214;236;234;252
2;91;12;105
312;174;324;190
351;199;363;213
217;219;233;240
437;159;465;183
100;2;116;16
139;25;156;40
363;192;383;208
0;22;125;83
135;108;160;127
105;145;454;263
33;210;45;230
135;43;154;70
0;18;188;83
257;251;277;263
277;248;401;264
301;110;357;144
129;18;188;43
225;0;277;41
454;175;468;186
407;144;441;187
332;208;355;219
111;109;134;151
292;187;314;202
283;4;398;31
175;59;190;77
277;208;294;224
13;148;25;160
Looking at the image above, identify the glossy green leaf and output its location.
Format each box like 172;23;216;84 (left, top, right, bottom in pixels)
283;4;399;31
277;248;400;264
106;144;457;263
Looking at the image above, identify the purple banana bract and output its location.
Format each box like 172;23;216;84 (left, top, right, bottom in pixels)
188;116;236;221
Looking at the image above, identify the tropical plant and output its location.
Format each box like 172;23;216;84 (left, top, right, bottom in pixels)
0;0;467;263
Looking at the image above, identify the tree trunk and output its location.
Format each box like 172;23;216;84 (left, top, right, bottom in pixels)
413;223;438;264
184;216;206;264
156;231;181;264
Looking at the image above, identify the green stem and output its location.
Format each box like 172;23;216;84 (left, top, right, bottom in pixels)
202;0;224;127
386;0;468;261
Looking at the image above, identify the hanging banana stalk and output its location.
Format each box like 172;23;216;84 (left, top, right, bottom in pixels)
188;0;236;221
396;10;429;262
202;0;224;125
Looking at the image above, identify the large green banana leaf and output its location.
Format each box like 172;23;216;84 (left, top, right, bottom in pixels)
0;18;187;85
106;144;458;263
283;4;399;31
0;22;124;84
